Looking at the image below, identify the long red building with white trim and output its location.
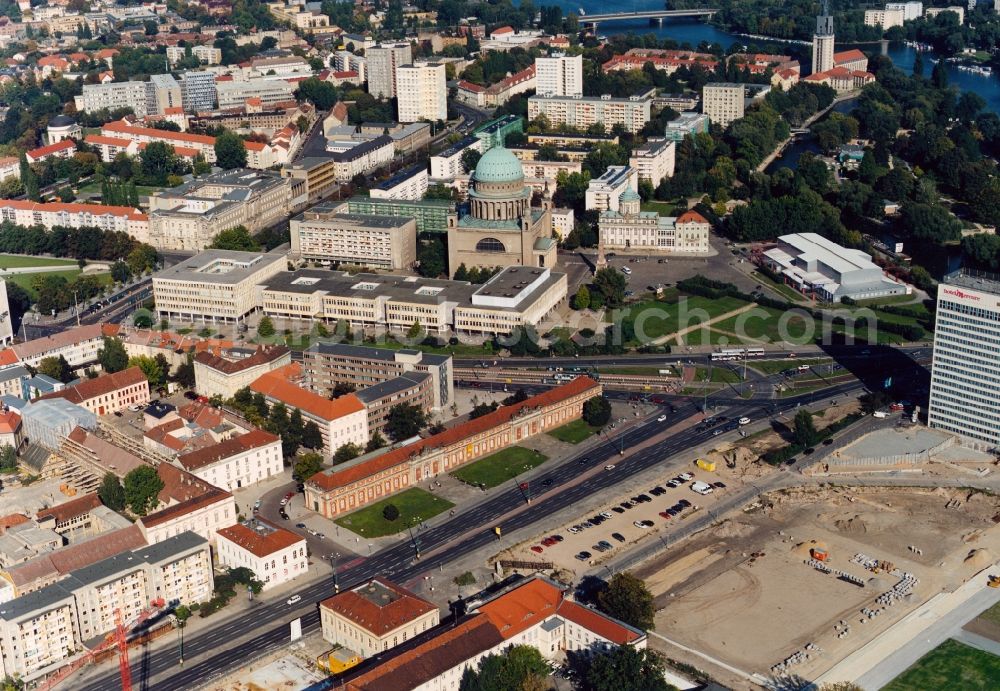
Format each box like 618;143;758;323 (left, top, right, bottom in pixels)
304;376;602;519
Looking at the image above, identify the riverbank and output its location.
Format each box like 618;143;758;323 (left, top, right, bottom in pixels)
756;94;858;173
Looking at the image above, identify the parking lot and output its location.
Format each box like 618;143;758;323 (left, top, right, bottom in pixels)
508;467;730;574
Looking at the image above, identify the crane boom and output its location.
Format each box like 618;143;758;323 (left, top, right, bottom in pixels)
36;599;164;691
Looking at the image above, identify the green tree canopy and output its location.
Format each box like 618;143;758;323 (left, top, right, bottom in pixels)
793;409;819;447
123;466;164;516
382;503;400;522
583;645;671;691
257;315;276;338
385;403;427;441
128;355;165;386
332;442;363;464
593;268;627;309
37;355;72;383
98;337;129;373
98;472;126;511
210;225;260;251
582;396;612;428
459;644;549;691
597;572;655;631
214;131;248;169
293;451;324;481
572;285;591;310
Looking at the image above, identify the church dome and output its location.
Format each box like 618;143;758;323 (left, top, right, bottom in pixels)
473;146;524;183
620;187;640;202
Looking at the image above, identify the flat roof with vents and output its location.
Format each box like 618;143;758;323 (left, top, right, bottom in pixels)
471;266;552;308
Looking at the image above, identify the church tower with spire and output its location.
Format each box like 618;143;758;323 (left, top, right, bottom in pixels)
812;0;835;75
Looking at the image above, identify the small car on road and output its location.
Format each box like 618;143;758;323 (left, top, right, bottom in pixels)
604;464;616;471
657;414;667;422
286;595;302;605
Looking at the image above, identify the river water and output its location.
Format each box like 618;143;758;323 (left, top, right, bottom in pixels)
544;0;1000;114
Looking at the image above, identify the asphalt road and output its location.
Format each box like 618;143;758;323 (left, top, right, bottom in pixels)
76;374;874;691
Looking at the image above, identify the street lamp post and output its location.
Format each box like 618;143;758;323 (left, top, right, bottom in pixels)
407;517;421;559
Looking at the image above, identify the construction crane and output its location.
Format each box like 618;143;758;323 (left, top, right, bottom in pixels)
37;598;165;691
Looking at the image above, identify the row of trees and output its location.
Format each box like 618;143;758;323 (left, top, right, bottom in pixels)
98;467;164;516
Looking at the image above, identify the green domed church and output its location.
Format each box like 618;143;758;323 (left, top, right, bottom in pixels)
446;143;557;274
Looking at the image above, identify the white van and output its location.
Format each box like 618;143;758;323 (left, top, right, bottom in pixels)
691;481;714;495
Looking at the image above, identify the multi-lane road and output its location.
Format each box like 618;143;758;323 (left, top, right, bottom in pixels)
76;370;877;691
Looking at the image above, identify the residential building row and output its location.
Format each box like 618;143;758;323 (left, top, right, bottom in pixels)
527;92;653;133
289;202;418;270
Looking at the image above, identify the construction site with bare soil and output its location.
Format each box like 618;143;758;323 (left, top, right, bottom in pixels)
637;484;1000;686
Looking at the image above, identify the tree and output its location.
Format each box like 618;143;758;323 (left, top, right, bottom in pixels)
593;268;627;309
572;285;591;310
461;148;482;173
385;403;427;441
293;452;324;481
417;235;447;278
110;260;132;284
173;353;196;388
469;401;499;420
332;442;362;464
301;421;324;449
583;645;670;691
597;572;655;631
257;316;276;338
123;465;164;516
210;226;260;251
0;444;16;472
459;644;550;691
37;356;72;383
128;355;164;386
793;409;819;447
0;675;24;691
98;337;129;373
366;430;387;453
582;396;612;428
382;503;400;522
139;141;179;185
331;381;357;398
407;319;423;340
214;131;248;169
98;472;126;511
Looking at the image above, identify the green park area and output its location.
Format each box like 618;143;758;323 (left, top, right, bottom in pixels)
616;295;750;344
546;419;599;444
450;447;548;488
884;639;1000;691
6;270;111;299
333;488;454;538
76;181;169;198
749;358;832;375
0;254;79;269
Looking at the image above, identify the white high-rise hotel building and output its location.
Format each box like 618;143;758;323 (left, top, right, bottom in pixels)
535;53;583;97
928;270;1000;449
396;62;447;123
813;0;836;74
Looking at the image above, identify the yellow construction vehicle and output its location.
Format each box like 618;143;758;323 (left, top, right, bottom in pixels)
988;575;1000;588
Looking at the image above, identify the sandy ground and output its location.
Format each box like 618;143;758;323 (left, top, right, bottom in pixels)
637;486;1000;681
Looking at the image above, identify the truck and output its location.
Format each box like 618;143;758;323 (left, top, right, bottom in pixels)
696;458;716;472
691;481;714;495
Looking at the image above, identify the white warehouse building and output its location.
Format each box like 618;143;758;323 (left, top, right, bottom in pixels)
762;233;906;303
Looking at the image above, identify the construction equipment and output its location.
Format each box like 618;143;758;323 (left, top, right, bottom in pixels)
37;599;165;691
988;575;1000;588
811;547;829;562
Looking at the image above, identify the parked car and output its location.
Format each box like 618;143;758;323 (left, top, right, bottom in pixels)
597;540;613;550
531;545;544;553
679;472;694;481
611;532;626;542
612;506;625;514
633;521;649;528
659;511;672;519
738;416;751;425
677;499;692;508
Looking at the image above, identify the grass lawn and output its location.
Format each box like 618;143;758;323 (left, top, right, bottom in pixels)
693;365;741;383
618;296;750;343
750;271;806;303
597;366;671;376
884;639;1000;691
451;447;548;488
712;305;818;344
682;328;749;346
0;254;79;269
640;200;675;215
852;293;923;308
750;358;832;375
333;488;454;538
76;182;170;197
546;419;598;444
6;270;111;299
978;602;1000;628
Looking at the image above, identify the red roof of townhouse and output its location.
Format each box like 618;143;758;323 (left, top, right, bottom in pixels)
320;578;437;636
309;376;600;491
0;199;147;224
27;139;76;160
144;418;187;452
251;363;366;423
834;49;867;65
194;345;289;375
0;409;20;435
486;64;535;95
163;106;184;115
216;517;303;558
176;428;279;472
37;55;69;69
491;25;514;35
4;524;146;588
37;366;146;407
0;349;17;367
69;52;89;63
0;513;29;534
332;70;358;79
343;616;503;691
103;120;216;147
477;577;561;639
36;492;102;525
676;210;709;225
556;599;643;644
11;323;121;361
95;49;119;58
458;80;485;93
85;134;134;148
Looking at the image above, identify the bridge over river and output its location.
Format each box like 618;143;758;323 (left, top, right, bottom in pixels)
580;8;718;29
